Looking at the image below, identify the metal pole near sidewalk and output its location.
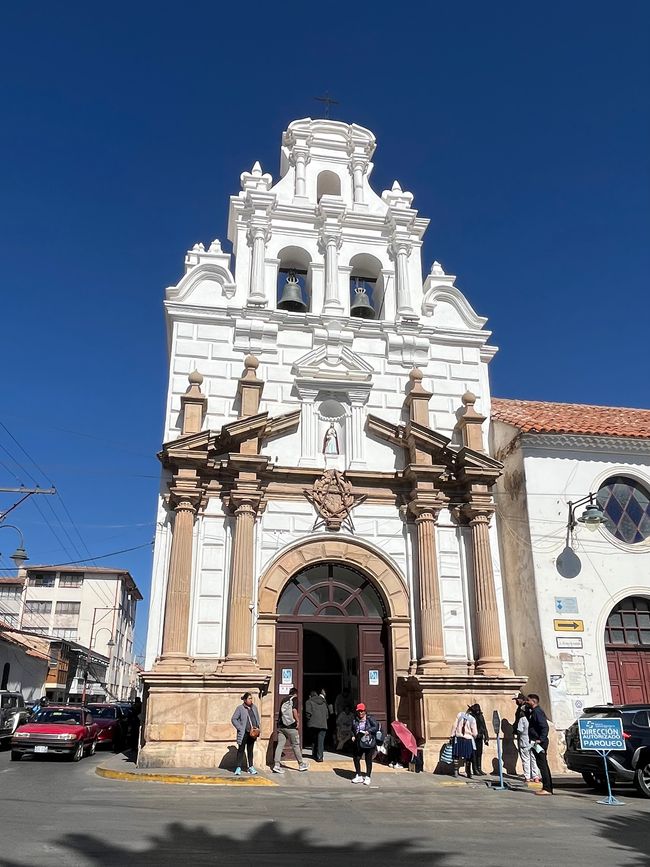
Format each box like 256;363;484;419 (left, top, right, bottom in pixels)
597;749;625;807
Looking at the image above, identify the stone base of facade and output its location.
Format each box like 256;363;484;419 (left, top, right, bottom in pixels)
138;664;272;770
397;673;568;776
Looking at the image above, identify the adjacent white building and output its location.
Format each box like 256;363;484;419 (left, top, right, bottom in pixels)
17;565;141;702
491;398;650;732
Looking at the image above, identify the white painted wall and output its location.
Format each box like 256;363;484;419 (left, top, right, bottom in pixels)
492;422;650;730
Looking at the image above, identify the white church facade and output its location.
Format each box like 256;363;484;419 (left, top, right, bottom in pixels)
141;118;526;769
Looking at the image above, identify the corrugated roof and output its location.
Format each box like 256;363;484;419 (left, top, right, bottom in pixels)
491;398;650;439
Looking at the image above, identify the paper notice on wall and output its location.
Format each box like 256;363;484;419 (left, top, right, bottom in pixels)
561;655;589;695
278;685;292;695
281;668;293;685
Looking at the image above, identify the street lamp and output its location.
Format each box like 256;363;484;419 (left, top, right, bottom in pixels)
567;494;607;534
0;524;29;569
81;607;119;705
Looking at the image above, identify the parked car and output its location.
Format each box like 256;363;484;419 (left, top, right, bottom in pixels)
0;691;30;740
87;703;127;750
11;705;99;762
565;704;650;797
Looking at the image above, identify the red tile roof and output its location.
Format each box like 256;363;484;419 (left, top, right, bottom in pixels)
491;398;650;439
0;626;50;661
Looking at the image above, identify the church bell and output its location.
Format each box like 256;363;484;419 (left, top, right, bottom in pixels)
277;270;307;312
350;282;376;319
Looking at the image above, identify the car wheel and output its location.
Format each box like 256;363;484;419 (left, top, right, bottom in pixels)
88;739;97;757
633;760;650;798
10;751;21;762
71;742;84;762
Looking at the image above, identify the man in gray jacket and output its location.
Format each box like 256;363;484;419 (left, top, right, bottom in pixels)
305;688;329;762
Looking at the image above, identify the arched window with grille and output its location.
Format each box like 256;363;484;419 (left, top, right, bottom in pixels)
277;564;386;619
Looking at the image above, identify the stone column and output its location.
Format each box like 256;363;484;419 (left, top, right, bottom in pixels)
247;226;269;306
468;511;507;673
224;499;258;664
322;232;343;314
414;510;446;670
160;496;197;659
351;158;366;204
291;148;309;198
298;388;318;466
394;240;415;318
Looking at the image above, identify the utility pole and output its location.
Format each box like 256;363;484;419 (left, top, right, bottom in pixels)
0;487;56;522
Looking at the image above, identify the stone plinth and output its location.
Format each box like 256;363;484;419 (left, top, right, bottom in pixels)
138;667;271;770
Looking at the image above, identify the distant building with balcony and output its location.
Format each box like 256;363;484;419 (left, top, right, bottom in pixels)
15;566;141;702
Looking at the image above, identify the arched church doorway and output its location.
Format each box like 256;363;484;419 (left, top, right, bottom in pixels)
605;596;650;703
274;563;391;750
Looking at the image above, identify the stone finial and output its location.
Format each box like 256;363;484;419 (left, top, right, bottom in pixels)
382;180;415;210
405;367;432;426
208;239;222;253
457;391;486;452
237;354;264;419
180;370;207;436
191;242;205;252
240;162;273;192
430;261;445;277
392;180;402;192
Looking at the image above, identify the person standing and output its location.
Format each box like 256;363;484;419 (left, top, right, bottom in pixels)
450;708;478;778
305;688;329;762
513;693;540;783
231;692;261;777
468;703;489;776
273;687;308;774
350;702;379;786
527;693;553;796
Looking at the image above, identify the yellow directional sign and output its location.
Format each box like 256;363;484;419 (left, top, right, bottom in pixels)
554;619;584;633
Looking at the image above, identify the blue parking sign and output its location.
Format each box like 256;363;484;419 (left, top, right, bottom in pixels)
578;717;625;752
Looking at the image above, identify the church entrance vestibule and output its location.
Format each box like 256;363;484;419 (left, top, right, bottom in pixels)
274;563;391;744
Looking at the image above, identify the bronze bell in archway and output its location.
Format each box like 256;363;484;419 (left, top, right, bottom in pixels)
350;282;376;319
278;270;307;313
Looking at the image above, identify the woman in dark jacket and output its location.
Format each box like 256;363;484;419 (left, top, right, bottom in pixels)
350;703;379;786
231;692;261;777
469;703;489;776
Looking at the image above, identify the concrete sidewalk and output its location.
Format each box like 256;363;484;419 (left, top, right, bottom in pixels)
97;749;571;794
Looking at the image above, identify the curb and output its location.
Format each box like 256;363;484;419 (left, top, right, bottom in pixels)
96;766;278;786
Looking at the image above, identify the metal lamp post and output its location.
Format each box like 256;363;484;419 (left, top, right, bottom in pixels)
0;524;29;569
81;607;118;705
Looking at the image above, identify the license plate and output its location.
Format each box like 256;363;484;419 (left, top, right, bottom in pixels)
34;745;48;753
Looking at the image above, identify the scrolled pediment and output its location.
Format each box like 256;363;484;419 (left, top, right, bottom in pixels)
166;262;237;304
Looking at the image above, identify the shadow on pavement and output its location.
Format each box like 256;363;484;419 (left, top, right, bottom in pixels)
588;811;650;865
0;821;447;867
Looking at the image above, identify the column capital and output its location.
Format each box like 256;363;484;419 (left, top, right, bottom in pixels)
246;223;271;246
289;146;311;166
169;489;201;514
228;491;262;516
317;228;343;254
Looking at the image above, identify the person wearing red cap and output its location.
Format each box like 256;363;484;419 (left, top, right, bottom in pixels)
350;703;379;786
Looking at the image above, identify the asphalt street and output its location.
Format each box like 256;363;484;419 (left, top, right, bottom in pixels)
1;746;649;867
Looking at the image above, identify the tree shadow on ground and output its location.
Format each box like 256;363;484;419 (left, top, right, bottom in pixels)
2;821;448;867
590;811;650;865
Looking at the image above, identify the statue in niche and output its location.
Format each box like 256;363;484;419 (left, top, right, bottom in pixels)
322;422;340;456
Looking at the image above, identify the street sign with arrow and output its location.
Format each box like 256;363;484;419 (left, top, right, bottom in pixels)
554;619;584;632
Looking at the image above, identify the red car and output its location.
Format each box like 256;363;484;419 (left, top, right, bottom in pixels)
87;703;127;750
11;705;98;762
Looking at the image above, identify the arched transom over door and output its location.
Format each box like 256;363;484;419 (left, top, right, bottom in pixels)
277;564;386;620
606;596;650;704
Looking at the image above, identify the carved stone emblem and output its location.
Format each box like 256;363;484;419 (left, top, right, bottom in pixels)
305;469;362;531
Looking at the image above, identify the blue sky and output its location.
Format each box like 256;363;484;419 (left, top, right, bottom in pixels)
1;2;648;653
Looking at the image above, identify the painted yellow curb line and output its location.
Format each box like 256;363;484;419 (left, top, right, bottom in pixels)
96;766;278;786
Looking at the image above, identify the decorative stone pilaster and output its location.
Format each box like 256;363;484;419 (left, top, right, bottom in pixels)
392;238;416;319
290;147;310;199
350;157;367;205
246;224;271;307
413;508;447;671
317;196;346;315
224;497;259;667
159;495;199;661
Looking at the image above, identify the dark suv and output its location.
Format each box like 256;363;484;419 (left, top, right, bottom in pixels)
565;704;650;797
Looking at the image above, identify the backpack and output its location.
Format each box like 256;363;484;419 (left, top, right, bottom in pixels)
279;698;295;727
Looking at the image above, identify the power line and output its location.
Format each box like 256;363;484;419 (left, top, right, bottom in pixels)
0;541;152;573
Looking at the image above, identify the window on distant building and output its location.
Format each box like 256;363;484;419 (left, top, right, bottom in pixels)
24;600;52;614
597;476;650;544
28;573;55;587
55;601;81;615
52;628;77;640
58;573;84;588
1;613;18;627
0;584;21;598
23;626;48;635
